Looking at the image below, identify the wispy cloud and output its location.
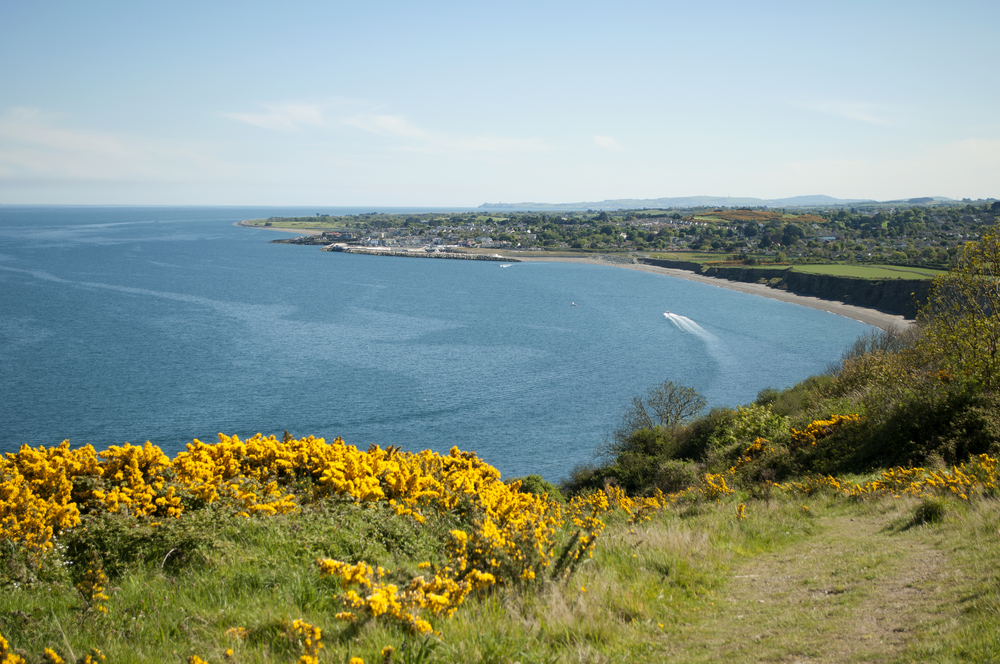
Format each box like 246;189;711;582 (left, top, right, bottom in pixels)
222;100;552;155
593;135;624;151
220;103;331;132
0;107;230;181
795;100;893;126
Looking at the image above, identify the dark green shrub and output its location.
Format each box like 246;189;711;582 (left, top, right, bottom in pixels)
560;463;613;496
653;459;700;493
768;375;835;417
675;407;737;462
509;474;565;503
941;392;1000;460
62;508;223;578
755;387;780;406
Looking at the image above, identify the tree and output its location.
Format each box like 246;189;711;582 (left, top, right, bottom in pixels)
604;380;706;456
917;221;1000;390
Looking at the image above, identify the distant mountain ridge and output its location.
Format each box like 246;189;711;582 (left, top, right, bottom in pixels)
479;195;878;210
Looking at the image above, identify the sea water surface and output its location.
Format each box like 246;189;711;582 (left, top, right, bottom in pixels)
0;206;873;480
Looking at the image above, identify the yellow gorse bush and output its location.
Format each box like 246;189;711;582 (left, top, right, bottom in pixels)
1;434;688;643
290;619;323;664
1;631;26;664
700;473;735;500
780;453;1000;501
0;434;602;638
0;441;99;554
790;414;860;448
76;564;109;614
317;550;496;635
1;435;561;558
601;484;667;524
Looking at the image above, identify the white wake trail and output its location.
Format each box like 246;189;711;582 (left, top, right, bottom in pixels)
664;312;716;342
663;312;729;369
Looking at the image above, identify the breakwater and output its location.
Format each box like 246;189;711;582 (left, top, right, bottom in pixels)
323;246;520;262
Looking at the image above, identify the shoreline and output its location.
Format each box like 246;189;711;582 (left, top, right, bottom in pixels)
235;220;324;235
512;254;912;331
243;222;911;331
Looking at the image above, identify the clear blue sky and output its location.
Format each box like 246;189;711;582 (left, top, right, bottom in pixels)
1;0;997;205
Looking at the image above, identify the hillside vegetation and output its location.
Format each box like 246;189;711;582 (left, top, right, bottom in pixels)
570;221;1000;496
2;224;1000;663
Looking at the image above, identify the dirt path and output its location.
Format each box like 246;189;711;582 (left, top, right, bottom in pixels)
665;511;959;663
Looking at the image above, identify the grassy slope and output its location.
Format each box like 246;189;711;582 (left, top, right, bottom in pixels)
789;264;945;279
3;491;997;663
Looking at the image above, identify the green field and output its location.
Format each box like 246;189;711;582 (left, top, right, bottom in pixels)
789;264;946;280
646;252;725;262
242;219;347;231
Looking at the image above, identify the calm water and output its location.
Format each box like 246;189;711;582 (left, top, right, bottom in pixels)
0;206;872;480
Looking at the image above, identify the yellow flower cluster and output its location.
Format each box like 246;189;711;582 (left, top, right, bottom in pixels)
93;442;181;518
563;490;612;566
290;619;323;664
780;454;1000;502
601;484;667;523
0;441;98;553
700;473;735;500
735;503;747;520
0;435;565;563
42;649;64;664
1;631;25;664
729;437;774;473
76;565;110;614
317;545;497;635
779;475;842;496
790;414;860;447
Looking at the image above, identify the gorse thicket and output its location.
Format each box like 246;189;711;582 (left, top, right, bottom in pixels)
0;433;690;661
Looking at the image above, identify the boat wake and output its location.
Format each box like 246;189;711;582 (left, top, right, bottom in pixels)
664;312;716;342
663;312;730;369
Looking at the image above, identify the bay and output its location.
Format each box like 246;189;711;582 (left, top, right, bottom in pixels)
0;206;873;480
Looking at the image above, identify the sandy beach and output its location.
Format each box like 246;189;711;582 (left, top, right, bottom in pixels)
511;254;912;331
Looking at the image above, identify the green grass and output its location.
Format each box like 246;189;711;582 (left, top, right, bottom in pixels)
5;491;997;662
789;264;946;279
242;219;348;231
646;252;724;263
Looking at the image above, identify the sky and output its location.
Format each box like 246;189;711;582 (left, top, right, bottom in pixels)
1;0;998;206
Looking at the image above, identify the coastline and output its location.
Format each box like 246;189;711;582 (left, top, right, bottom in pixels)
235;220;324;235
244;223;911;331
512;254;912;331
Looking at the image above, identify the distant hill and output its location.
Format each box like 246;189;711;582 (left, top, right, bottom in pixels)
480;195;876;210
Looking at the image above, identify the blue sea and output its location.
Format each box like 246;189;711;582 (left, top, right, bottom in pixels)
0;206;872;481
